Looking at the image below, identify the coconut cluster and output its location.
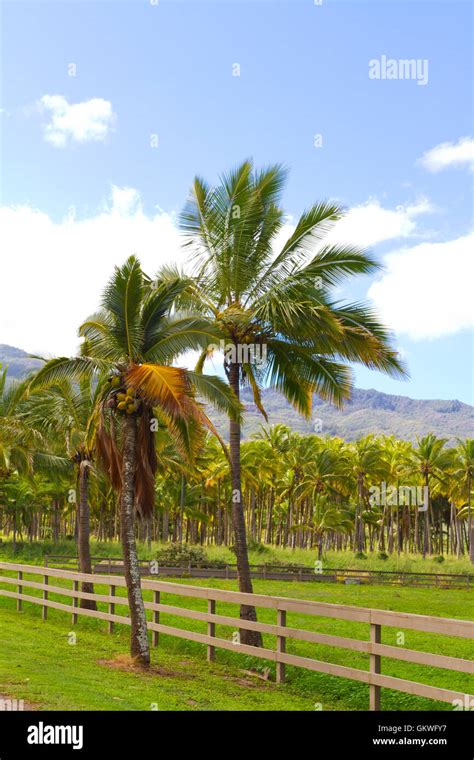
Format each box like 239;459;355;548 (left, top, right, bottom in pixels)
106;376;142;415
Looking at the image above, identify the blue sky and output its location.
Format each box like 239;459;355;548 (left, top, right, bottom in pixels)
1;0;473;404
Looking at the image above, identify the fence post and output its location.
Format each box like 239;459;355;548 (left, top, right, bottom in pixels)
152;590;160;647
108;585;115;634
207;599;216;662
72;580;79;625
42;575;49;621
276;609;286;683
17;571;23;612
370;622;381;711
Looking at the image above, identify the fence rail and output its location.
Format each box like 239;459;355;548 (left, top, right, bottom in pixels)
1;561;473;711
44;555;474;588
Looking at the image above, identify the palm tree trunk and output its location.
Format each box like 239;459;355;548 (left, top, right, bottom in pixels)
228;360;262;647
178;475;185;543
265;489;274;544
121;414;150;667
78;461;97;610
467;474;474;564
422;476;430;559
12;509;17;551
250;487;257;541
356;477;364;553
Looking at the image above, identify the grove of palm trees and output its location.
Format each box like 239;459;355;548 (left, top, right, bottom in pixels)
2;423;473;562
1;163;473;673
2;0;473;750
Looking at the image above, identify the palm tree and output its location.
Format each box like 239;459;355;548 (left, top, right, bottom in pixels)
253;424;291;544
453;439;474;562
176;160;406;642
295;442;351;555
24;377;106;608
404;434;453;558
0;368;70;504
0;368;48;478
28;257;241;667
342;436;388;552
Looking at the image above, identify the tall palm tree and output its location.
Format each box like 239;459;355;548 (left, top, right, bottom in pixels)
0;368;48;478
24;377;105;609
378;436;412;554
0;368;69;489
453;439;474;563
404;434;453;558
178;160;406;643
28;257;241;666
343;436;388;553
295;443;351;555
253;424;291;544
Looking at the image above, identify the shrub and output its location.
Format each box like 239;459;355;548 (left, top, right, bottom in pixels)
247;540;271;554
354;552;368;560
377;552;389;561
155;543;225;568
433;555;445;564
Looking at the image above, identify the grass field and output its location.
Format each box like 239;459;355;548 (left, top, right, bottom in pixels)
1;539;473;574
0;564;473;712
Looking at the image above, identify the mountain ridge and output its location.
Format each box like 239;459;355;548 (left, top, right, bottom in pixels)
1;344;472;441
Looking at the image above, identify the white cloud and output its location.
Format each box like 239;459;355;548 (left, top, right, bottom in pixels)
368;232;474;339
0;188;443;358
272;198;432;258
39;95;116;147
325;197;433;248
417;137;474;173
0;188;184;356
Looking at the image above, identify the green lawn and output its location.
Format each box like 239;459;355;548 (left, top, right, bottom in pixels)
1;538;473;574
0;568;472;711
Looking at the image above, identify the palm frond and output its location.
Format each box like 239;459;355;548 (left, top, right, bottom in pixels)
101;255;144;361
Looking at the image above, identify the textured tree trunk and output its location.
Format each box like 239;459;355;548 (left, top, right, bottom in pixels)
356;477;365;553
162;509;169;543
422;476;430;559
265;489;274;545
228;360;262;647
52;499;60;543
12;510;17;551
78;462;97;610
467;474;473;564
121;414;150;667
178;475;185;543
250;487;257;541
216;479;223;545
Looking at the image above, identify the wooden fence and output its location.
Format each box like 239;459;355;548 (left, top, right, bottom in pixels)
44;555;474;588
0;561;473;711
